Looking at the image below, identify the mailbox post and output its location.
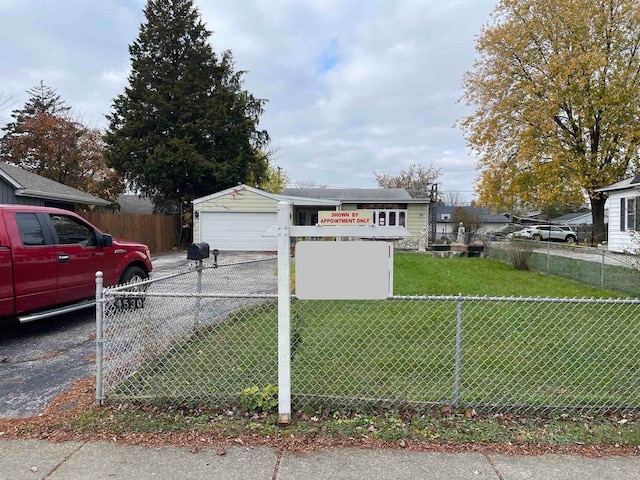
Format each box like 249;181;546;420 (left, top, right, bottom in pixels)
187;243;210;325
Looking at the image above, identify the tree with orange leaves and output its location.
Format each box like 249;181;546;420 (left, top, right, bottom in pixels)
460;0;640;240
1;82;123;205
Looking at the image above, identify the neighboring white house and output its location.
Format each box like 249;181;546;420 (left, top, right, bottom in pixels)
192;184;430;251
597;175;640;253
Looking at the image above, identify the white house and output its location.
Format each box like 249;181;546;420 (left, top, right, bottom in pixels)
192;184;430;251
597;175;640;253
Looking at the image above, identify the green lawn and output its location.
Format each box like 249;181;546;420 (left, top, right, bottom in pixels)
393;252;622;297
110;253;638;413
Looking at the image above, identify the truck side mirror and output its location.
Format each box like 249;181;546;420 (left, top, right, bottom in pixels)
187;242;210;261
99;233;113;247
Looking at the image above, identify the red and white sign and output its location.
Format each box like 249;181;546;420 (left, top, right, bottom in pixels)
318;210;373;225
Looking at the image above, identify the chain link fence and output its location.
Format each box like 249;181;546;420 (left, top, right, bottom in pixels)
97;257;279;405
486;240;640;297
291;296;639;413
97;258;640;415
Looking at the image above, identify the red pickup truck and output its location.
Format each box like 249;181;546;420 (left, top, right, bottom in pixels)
0;205;153;323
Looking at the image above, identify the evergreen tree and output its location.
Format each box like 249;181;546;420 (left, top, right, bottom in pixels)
104;0;269;215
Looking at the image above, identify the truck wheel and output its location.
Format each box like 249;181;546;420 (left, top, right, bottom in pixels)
119;266;148;286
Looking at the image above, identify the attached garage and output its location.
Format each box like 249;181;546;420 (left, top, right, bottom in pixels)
200;211;277;251
193;185;281;252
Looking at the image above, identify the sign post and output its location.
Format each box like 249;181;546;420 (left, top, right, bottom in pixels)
277;202;292;424
275;203;410;424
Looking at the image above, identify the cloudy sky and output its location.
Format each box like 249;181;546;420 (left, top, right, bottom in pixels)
0;0;497;202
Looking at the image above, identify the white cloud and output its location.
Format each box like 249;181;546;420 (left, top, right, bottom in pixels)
98;69;129;84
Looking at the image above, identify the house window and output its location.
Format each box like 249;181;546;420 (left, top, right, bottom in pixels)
358;204;408;227
621;197;640;231
371;209;407;226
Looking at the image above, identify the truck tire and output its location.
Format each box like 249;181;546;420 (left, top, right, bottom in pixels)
119;266;148;286
566;235;577;243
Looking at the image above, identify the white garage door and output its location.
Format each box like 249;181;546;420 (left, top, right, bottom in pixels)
200;212;277;251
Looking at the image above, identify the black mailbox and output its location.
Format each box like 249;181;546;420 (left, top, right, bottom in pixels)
187;242;210;261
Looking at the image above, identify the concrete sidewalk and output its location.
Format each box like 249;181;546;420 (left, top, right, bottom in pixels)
1;439;638;480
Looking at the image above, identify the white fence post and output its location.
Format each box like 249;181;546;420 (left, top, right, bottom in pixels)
277;201;292;423
95;271;104;405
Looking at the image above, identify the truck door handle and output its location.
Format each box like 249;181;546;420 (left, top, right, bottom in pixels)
58;254;70;263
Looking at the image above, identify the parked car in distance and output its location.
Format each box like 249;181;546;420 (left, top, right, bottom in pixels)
509;224;577;243
0;205;153;324
489;224;525;240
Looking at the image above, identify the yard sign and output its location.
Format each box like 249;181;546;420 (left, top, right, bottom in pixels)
295;241;393;300
276;201;407;424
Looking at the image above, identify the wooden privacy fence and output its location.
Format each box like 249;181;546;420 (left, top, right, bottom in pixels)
78;212;181;254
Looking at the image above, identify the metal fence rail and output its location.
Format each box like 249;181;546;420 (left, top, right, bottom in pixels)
97;260;640;414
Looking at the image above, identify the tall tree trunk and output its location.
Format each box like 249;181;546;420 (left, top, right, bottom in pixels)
590;194;607;245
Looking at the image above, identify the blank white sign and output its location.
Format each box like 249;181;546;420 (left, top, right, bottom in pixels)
295;241;393;300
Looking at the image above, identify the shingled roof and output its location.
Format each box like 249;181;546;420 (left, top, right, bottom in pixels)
282;187;417;202
0;162;110;206
596;174;640;193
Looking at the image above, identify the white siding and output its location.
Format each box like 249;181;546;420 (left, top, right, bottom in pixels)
199;212;277;251
193;188;279;244
605;192;640;253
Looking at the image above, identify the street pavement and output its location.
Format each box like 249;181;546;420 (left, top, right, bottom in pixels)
0;439;639;480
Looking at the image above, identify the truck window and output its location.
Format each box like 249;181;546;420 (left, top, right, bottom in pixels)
15;213;46;246
49;214;96;246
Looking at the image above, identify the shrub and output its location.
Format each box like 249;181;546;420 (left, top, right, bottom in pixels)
240;384;278;413
509;240;532;271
